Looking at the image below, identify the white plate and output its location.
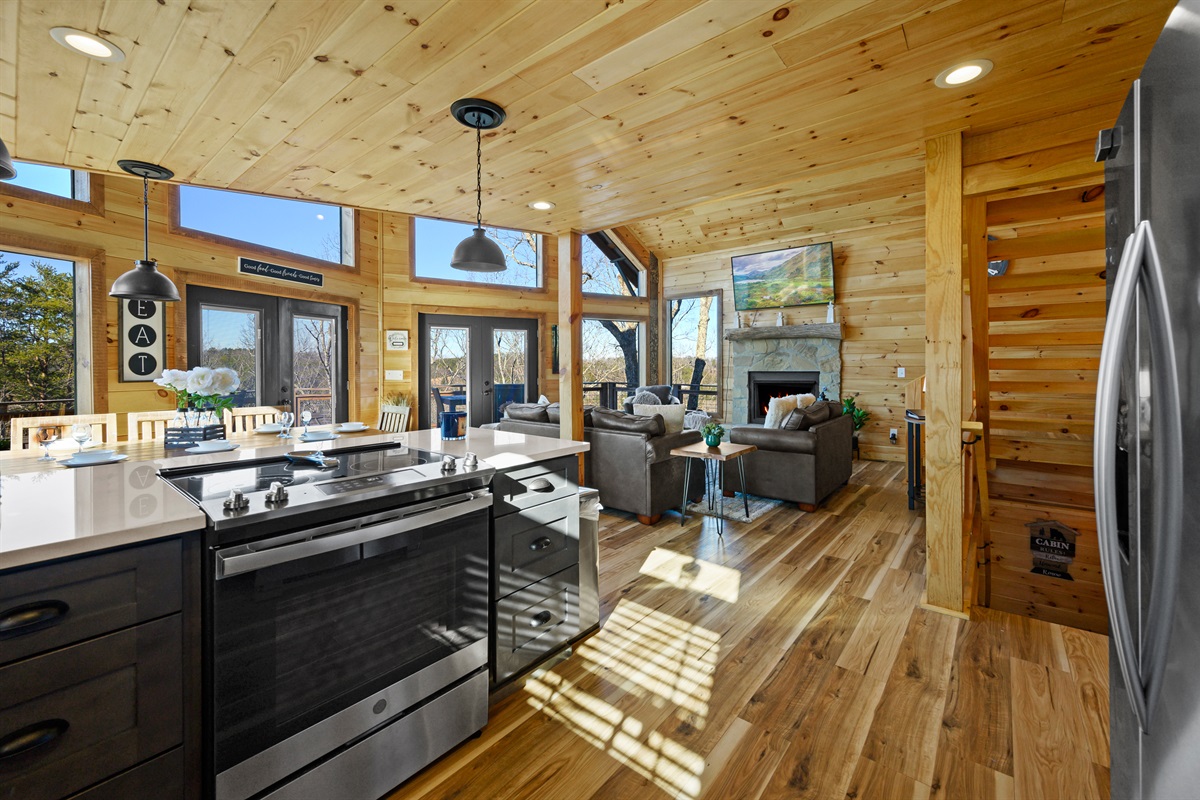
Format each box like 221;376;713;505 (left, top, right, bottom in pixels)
336;424;369;432
59;454;128;468
65;449;117;463
299;432;340;442
255;424;284;434
185;442;240;454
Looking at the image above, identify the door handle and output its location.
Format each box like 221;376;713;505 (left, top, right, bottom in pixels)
529;537;554;552
1096;223;1149;732
0;600;69;638
0;719;69;760
528;478;555;493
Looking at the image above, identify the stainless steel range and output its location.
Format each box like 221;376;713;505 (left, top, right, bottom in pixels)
162;442;494;800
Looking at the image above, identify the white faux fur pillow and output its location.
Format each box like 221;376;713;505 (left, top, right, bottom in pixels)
634;403;685;434
764;395;799;428
797;393;817;409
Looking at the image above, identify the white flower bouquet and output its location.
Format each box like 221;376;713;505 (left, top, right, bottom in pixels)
155;367;241;412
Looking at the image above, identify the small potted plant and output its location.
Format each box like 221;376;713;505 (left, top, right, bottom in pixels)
842;396;870;456
701;421;725;448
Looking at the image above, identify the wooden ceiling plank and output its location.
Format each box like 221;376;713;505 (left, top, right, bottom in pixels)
14;0;103;165
770;0;952;68
0;0;17;143
900;0;1058;50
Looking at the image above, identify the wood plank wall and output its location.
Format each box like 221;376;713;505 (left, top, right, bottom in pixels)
965;117;1109;634
0;173;381;437
662;214;927;463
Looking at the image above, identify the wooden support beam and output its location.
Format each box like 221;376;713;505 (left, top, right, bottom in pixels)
965;194;990;456
924;131;965;615
558;231;585;476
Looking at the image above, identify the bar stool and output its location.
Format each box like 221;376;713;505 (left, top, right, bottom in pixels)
905;408;925;510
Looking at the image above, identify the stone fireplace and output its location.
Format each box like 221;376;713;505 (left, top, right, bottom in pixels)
725;322;842;424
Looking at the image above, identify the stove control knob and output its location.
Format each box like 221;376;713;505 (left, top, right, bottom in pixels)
265;481;288;504
223;489;249;512
463;452;479;468
440;455;457;472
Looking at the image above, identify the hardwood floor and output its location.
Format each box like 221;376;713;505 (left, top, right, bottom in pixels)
391;461;1110;800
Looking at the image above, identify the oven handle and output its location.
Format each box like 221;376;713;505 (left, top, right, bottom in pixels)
215;493;491;580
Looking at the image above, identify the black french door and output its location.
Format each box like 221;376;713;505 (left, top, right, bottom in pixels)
418;314;539;429
186;286;348;423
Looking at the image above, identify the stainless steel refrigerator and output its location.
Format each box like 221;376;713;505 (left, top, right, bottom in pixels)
1097;2;1200;797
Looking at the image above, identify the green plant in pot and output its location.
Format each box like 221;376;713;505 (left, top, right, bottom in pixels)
842;397;870;431
701;422;725;447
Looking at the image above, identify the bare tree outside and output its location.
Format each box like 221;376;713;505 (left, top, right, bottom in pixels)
201;308;259;406
669;295;719;412
580;237;640;393
293;316;336;423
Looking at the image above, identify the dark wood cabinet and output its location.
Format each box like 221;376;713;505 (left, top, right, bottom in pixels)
0;536;199;800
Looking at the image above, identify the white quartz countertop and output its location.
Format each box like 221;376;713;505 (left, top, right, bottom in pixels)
0;426;587;571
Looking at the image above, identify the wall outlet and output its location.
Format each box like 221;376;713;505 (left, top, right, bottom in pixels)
897;366;906;378
889;428;898;443
385;370;405;381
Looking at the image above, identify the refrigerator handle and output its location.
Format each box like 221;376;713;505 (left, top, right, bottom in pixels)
1138;220;1183;729
1095;222;1150;733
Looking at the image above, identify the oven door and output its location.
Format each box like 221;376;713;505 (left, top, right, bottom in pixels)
209;491;490;800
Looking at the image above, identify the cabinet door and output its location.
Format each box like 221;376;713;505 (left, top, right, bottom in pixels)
0;616;182;800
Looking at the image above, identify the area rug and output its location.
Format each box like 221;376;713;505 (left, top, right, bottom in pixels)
685;493;782;524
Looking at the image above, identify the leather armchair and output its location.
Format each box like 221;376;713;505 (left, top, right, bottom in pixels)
722;409;853;511
495;417;704;524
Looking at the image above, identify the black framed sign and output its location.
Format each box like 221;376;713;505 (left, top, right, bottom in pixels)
119;298;165;381
238;256;324;287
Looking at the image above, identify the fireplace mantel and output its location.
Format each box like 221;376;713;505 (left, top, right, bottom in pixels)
724;322;843;342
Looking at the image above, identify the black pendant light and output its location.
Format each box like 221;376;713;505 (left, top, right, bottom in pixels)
449;98;507;272
110;159;180;302
0;136;15;180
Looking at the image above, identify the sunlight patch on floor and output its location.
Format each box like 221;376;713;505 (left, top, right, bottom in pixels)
638;547;741;604
524;599;719;799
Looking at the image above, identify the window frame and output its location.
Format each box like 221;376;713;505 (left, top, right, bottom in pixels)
0;239;101;415
169;185;357;273
664;288;723;415
0;163;104;217
408;215;547;293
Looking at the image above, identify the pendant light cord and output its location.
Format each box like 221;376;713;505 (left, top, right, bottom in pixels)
475;125;483;229
142;176;150;262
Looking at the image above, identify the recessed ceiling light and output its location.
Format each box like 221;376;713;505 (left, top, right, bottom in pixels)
528;200;555;210
934;59;993;89
50;27;125;63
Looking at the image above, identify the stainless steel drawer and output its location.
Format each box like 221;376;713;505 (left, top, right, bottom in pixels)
0;615;183;800
491;458;578;517
494;496;579;598
494;565;579;684
0;539;182;666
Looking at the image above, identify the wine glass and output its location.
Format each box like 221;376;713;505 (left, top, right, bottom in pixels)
277;411;293;439
300;410;312;436
34;426;58;461
70;423;92;454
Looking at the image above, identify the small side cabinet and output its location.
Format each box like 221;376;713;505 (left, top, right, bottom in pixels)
0;535;201;800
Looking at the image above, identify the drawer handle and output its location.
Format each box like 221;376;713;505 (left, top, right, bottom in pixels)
528;537;554;552
0;719;69;760
529;610;554;628
528;478;555;493
0;600;70;638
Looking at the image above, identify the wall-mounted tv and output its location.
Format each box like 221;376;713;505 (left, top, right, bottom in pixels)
731;242;834;311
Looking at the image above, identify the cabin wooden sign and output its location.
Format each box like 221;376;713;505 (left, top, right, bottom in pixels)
119;299;165;382
1028;519;1077;581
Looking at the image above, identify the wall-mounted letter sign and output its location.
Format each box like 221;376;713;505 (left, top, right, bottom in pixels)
120;298;165;382
1027;519;1077;581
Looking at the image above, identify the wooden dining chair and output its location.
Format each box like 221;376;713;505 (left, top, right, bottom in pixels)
377;405;410;433
127;410;178;442
223;406;284;434
10;413;119;451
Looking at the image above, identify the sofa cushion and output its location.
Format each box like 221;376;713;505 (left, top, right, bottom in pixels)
635;402;685;434
730;424;816;455
592;407;665;436
546;404;593;426
763;394;799;428
795;402;832;430
506;403;550;422
825;400;845;417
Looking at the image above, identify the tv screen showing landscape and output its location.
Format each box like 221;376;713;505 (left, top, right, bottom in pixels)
731;242;834;311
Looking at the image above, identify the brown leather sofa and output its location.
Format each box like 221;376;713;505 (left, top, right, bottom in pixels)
495;407;704;525
722;401;853;511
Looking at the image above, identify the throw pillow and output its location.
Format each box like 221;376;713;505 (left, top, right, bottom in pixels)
797;393;817;409
763;395;799;428
506;403;550;423
683;409;712;431
591;407;665;436
797;402;832;430
635;402;685;434
781;409;805;431
631;391;662;406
